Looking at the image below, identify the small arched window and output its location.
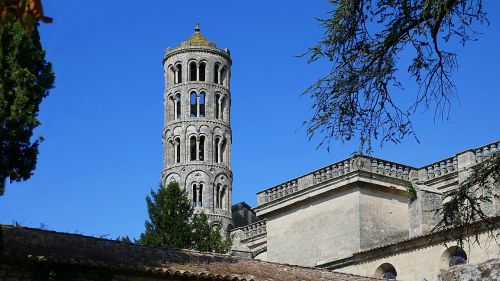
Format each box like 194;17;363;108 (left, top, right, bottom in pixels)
214;137;220;163
214;63;220;84
169;65;175;86
220;185;226;210
190;92;197;117
375;263;397;280
174;137;181;163
199;135;205;161
190;136;197;161
220;97;225;120
198;183;203;207
449;248;467;267
176;64;182;83
199;92;206;117
199;62;206;81
215;183;221;208
169;95;175;121
220;140;226;164
189;61;197;81
220;66;227;86
192;183;198;207
175;93;181;120
215;94;221;119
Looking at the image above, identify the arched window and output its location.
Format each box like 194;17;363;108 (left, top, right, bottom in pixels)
215;183;221;208
199;62;206;81
220;140;226;164
220;185;226;210
175;93;181;120
192;183;198;207
189;61;197;81
169;96;175;121
190;92;197;117
449;250;467;267
199;135;205;161
375;263;397;280
214;137;220;163
215;94;221;119
198;183;203;207
220;66;227;86
190;136;197;161
169;66;175;86
174;137;181;163
214;63;220;84
176;64;182;83
220;97;225;120
441;247;468;268
199;92;206;117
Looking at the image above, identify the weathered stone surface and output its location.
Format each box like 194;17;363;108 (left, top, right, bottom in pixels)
436;258;500;281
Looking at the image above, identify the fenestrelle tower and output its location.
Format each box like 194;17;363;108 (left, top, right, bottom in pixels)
162;24;233;231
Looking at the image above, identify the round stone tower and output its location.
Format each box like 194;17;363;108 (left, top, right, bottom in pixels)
161;23;233;232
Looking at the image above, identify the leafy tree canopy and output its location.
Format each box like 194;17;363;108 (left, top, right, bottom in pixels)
0;13;54;195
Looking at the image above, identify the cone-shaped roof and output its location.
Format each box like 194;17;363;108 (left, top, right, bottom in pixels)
181;22;213;47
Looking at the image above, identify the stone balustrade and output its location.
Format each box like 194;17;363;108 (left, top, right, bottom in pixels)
259;179;298;205
312;159;352;184
421;156;459;180
233;220;267;241
474;141;499;163
256;141;499;206
361;157;413;180
257;156;415;206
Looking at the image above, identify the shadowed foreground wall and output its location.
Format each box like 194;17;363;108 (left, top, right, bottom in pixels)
0;224;376;281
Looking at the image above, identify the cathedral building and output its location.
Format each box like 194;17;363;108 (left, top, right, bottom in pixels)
162;25;500;281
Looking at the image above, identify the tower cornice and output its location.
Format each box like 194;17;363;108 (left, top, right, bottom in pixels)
164;47;232;65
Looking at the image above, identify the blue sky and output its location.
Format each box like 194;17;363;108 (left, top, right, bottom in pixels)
0;0;499;239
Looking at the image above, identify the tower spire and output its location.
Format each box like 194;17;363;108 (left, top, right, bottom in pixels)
195;22;200;33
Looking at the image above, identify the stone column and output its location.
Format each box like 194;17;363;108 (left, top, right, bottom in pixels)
196;95;200;117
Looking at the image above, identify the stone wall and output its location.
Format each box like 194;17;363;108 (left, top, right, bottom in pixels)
266;186;362;266
359;183;408;250
334;232;500;281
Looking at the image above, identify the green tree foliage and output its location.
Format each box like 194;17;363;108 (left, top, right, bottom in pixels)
139;181;193;248
304;0;487;152
0;13;54;195
139;182;231;253
191;213;232;253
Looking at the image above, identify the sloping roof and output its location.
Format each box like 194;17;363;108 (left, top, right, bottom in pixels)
0;224;376;281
